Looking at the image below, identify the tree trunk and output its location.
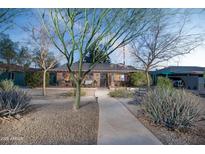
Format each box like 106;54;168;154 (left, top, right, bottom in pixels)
6;60;11;79
74;81;81;110
145;70;150;88
42;70;46;96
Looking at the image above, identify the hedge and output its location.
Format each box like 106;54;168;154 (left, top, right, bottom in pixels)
25;71;49;88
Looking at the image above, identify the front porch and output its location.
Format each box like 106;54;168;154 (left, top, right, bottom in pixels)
49;71;130;88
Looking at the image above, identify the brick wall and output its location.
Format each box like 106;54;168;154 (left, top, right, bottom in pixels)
55;71;130;87
57;72;63;81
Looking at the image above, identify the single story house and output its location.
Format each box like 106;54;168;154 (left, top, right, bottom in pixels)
151;66;205;91
49;62;139;88
0;63;139;88
0;64;38;86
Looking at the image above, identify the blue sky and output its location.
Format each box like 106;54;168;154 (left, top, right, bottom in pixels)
3;9;205;68
112;9;205;68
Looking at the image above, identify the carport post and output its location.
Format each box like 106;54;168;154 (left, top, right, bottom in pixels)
95;96;98;103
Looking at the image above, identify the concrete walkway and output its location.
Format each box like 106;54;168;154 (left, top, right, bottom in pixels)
95;89;162;145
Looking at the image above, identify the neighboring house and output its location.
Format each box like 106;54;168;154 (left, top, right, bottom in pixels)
151;66;205;91
49;62;139;88
0;64;36;86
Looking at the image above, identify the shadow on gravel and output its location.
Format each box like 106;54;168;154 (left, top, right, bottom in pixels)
127;98;142;105
22;104;49;115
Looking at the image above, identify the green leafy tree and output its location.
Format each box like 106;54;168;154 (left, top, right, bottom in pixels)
0;33;18;79
42;9;148;110
130;72;149;87
157;76;173;89
16;46;32;68
0;34;32;72
0;34;18;65
84;43;111;63
25;71;49;88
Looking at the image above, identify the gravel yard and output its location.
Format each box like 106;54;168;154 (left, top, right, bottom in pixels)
117;97;205;145
0;96;99;145
28;87;96;98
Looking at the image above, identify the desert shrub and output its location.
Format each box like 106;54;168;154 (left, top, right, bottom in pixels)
25;72;41;88
0;79;18;91
67;89;86;97
157;76;173;89
109;88;134;98
0;90;31;116
25;71;49;88
143;87;202;130
130;72;148;87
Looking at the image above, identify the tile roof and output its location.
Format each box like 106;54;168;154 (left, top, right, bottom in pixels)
51;62;138;73
0;64;38;72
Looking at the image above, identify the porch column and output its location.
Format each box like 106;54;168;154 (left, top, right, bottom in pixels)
93;73;100;87
56;72;64;86
110;73;115;87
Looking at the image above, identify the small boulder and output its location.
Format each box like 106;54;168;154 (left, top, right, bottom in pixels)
15;114;22;120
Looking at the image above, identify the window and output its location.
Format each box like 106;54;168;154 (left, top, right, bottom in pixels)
11;72;15;80
9;72;15;80
120;74;125;81
87;73;93;80
63;72;70;81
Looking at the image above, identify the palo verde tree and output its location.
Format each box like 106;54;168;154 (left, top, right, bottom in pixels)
131;9;202;88
41;8;148;110
0;8;22;32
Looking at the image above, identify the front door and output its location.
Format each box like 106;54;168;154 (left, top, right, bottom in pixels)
100;73;107;87
49;72;57;86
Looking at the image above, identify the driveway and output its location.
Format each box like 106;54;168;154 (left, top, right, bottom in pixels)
95;89;162;145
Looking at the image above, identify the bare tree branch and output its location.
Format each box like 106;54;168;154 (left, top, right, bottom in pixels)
131;9;203;87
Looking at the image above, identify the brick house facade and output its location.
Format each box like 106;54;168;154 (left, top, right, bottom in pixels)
49;63;138;88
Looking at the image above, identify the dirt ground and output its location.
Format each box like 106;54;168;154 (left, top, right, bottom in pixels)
0;96;99;145
117;96;205;145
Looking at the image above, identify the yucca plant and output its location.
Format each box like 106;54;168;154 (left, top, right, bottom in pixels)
143;87;202;130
